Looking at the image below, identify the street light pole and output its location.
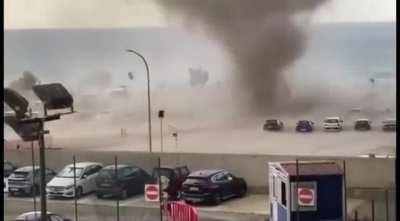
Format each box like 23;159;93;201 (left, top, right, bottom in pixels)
126;49;152;153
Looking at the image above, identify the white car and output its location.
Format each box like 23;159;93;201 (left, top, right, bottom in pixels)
46;162;103;198
15;211;71;221
323;117;344;131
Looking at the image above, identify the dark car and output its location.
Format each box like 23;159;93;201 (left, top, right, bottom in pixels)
382;119;396;131
296;120;314;132
147;166;190;200
4;161;17;178
181;169;247;205
354;119;371;131
263;119;284;131
15;211;71;221
8;166;56;196
95;165;151;199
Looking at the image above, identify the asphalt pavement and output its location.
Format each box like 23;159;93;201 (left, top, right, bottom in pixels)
4;193;268;221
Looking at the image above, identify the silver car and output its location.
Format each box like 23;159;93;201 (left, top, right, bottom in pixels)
15;211;71;221
8;166;56;196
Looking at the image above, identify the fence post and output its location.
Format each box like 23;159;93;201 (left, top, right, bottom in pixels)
73;155;78;221
371;199;375;221
385;189;389;221
158;157;163;221
31;141;37;214
354;210;358;221
115;156;120;221
343;160;347;221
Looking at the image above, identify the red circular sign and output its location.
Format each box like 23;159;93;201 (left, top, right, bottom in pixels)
298;188;314;205
145;185;159;201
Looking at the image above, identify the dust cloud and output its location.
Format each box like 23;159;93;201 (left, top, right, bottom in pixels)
156;0;328;115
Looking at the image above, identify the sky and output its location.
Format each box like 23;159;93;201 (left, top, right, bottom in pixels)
4;0;396;30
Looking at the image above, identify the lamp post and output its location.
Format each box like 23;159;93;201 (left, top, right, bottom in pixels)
126;49;152;153
4;84;74;221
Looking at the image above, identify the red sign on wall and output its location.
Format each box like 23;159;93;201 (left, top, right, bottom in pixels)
145;184;159;202
298;188;315;206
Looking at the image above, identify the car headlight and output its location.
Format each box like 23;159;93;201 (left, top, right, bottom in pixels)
65;185;74;190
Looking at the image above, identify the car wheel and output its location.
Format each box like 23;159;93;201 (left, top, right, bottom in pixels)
238;186;247;198
120;189;128;200
75;187;83;199
96;193;103;199
176;191;182;200
212;193;222;205
30;185;38;196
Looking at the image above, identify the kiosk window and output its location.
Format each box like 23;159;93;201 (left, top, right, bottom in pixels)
281;182;287;206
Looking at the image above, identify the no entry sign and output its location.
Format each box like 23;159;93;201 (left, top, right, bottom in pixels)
298;188;315;206
145;184;159;202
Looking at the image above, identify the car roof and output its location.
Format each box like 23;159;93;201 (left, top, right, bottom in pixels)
65;162;103;168
15;166;40;172
189;169;226;178
16;211;54;219
325;116;341;119
156;165;188;169
103;164;132;169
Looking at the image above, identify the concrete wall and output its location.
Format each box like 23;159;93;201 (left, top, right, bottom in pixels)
5;149;395;194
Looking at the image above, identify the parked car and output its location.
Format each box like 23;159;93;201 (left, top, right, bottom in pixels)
354;119;371;131
181;169;247;205
8;166;56;196
382;119;396;131
95;165;151;199
296;120;314;132
263;119;284;131
323;117;343;131
4;161;18;193
14;211;71;221
4;161;18;177
46;162;103;198
147;165;190;200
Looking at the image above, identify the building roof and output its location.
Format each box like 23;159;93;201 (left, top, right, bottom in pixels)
279;161;343;176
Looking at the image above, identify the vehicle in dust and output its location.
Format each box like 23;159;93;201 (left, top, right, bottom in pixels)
4;161;18;193
8;166;56;196
323;117;343;131
263;119;284;131
296;120;314;133
46;162;103;198
354;119;371;131
14;211;71;221
181;169;247;205
382;119;396;131
95;165;151;199
148;165;190;200
4;161;17;177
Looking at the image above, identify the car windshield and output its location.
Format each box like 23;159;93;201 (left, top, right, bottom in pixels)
266;120;277;124
298;121;309;125
324;119;338;123
13;171;30;178
98;168;125;179
152;168;173;179
57;167;84;178
184;177;208;185
356;121;369;125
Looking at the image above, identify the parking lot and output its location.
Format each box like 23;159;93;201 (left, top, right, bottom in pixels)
4;193;267;221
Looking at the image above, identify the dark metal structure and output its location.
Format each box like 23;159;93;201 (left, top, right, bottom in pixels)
4;84;74;221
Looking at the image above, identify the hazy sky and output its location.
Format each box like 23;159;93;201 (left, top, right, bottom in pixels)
5;0;396;29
